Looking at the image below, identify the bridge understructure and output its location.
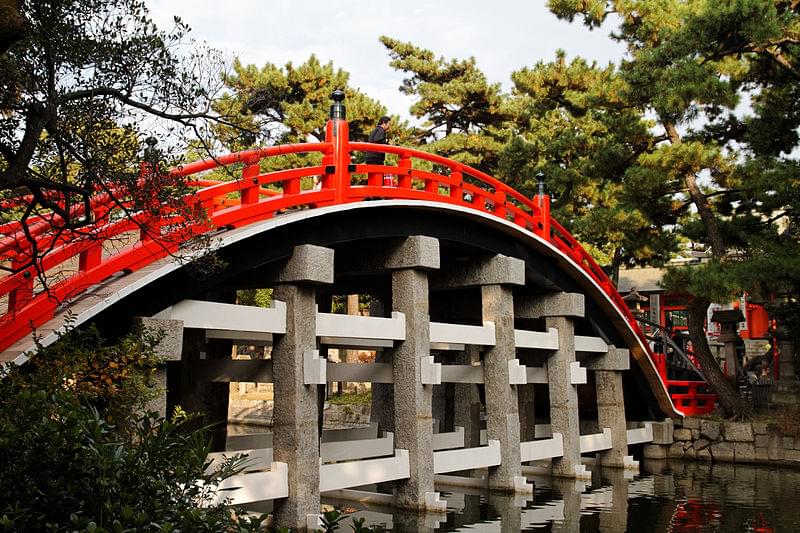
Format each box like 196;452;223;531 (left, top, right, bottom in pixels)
0;95;678;531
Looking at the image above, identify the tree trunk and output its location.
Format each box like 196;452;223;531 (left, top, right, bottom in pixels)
687;296;753;418
664;122;726;258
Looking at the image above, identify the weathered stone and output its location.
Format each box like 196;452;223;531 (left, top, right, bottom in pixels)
734;442;756;462
674;428;693;441
723;421;754;442
684;446;697;459
700;420;721;441
583;346;630;371
786;449;800;462
644;444;667;459
272;283;321;529
783;437;794;450
596;369;629;468
752;422;769;435
697;448;713;461
386;235;440;271
683;417;700;430
391;268;436;509
134;317;183;361
673;418;683;428
273;244;334;284
756;447;769;462
436;254;524;288
694;438;711;451
651;419;674;445
710;442;734;462
668;442;685;459
755;435;770;448
515;292;584;319
481;284;522;490
768;435;785;461
691;429;700;439
548;311;583;478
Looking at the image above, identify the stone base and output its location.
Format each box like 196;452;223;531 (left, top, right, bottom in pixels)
770;381;800;405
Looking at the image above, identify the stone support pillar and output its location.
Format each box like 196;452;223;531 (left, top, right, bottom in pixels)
587;346;634;469
482;283;524;492
271;245;333;531
433;253;528;492
385;235;441;511
134;317;183;418
518;384;536;443
518;292;587;479
454;345;482;449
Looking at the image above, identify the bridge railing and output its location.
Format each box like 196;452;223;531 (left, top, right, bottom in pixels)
0;117;652;375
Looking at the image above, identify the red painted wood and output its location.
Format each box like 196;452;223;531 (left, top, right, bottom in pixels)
1;117;689;408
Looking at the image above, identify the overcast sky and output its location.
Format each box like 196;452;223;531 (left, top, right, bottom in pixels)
147;0;626;123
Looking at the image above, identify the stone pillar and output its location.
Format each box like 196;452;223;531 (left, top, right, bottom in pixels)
487;492;523;533
518;384;536;443
711;309;744;384
482;283;524;492
386;236;441;511
391;267;435;510
517;292;587;479
134;317;184;418
777;325;797;383
271;245;334;531
369;298;394;434
432;253;527;492
551;477;584;533
598;468;629;532
454;345;482;449
587;345;633;469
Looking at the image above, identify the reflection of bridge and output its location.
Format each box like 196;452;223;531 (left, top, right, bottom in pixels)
2;94;678;529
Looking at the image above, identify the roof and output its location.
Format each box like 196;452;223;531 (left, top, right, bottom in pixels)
617;267;664;293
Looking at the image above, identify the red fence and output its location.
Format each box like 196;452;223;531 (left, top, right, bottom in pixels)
1;117;663;393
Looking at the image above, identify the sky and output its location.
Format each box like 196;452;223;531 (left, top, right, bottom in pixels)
147;0;627;123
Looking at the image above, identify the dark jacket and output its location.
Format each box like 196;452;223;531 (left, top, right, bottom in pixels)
365;125;387;165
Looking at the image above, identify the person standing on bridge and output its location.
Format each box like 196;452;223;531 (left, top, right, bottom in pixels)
365;116;393;186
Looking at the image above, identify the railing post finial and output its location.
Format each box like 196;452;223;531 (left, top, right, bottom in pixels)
330;89;346;120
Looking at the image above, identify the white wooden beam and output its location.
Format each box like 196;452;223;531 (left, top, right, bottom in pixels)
514;328;559;350
156;299;287;334
520;433;564;462
319;450;410;492
440;364;484;383
579;428;613;454
316;311;405;344
433;440;501;474
205;462;289;505
429;321;495;346
574;335;608;353
433;427;465;451
626;422;654;445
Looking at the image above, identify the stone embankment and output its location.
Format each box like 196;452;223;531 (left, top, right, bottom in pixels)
644;417;800;466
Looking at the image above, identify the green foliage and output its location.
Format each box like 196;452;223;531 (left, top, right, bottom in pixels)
213;55;402;151
0;327;263;531
327;392;372;406
0;0;228;272
380;36;511;172
238;288;274;308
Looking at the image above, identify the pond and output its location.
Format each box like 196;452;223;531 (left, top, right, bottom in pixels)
316;460;800;532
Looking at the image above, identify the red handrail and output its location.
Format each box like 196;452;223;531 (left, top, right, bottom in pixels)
0;116;662;403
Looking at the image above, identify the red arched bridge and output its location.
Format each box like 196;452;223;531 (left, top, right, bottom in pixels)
0;93;712;526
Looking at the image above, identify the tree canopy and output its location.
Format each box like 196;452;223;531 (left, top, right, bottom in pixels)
0;0;234;274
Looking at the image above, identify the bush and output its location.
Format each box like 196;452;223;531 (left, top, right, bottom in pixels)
0;327;264;532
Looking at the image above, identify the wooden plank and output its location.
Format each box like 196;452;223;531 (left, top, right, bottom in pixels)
433;440;501;474
319;450;410;492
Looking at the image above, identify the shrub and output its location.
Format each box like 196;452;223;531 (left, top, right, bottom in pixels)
0;327;264;532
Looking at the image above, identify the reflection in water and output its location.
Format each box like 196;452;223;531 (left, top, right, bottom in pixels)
317;461;800;532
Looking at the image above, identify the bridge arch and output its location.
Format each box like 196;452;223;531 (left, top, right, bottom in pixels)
0;97;680;528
